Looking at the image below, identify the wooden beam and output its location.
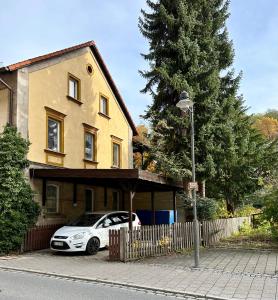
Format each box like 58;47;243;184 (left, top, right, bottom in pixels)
151;191;155;225
173;190;177;223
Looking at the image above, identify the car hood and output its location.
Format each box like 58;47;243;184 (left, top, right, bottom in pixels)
53;226;92;237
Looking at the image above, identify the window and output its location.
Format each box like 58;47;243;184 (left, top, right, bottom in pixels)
85;189;94;213
85;132;95;160
68;74;80;101
83;123;98;163
86;64;94;75
100;95;108;116
45;107;65;154
97;217;113;229
120;213;136;223
48;118;60;152
46;184;59;213
112;142;120;168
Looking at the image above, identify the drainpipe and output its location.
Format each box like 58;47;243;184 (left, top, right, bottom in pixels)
0;77;13;126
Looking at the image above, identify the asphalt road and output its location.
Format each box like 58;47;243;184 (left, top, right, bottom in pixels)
0;269;191;300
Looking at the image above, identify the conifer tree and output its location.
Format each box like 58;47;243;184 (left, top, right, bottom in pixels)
0;125;40;254
139;0;278;212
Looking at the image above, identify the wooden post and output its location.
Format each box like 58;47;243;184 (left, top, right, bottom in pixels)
121;190;125;210
42;179;46;206
120;227;127;262
128;190;136;231
151;191;155;225
73;183;77;206
104;186;108;207
173;190;177;223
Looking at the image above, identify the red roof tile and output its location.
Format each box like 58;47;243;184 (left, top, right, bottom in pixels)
0;41;137;135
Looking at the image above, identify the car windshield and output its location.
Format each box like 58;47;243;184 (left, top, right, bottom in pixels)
68;214;105;226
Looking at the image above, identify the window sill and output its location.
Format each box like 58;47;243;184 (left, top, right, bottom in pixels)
67;95;83;105
44;149;66;157
83;159;99;165
98;112;111;119
111;165;120;169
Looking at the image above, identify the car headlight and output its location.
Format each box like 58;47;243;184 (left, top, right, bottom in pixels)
72;232;86;240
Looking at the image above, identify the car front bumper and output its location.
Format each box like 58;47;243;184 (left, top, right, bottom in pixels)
50;238;87;252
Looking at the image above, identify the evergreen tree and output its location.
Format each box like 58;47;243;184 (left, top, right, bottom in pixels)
0;125;40;254
139;0;278;212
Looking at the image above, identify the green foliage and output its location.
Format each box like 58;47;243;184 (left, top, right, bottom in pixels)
234;205;259;217
215;200;232;219
196;197;218;221
0;125;40;254
181;192;218;220
262;188;278;225
236;220;273;239
139;0;278;213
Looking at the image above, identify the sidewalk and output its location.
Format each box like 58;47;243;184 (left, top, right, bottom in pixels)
0;248;277;300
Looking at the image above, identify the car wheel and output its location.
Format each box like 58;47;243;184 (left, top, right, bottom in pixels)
86;237;100;255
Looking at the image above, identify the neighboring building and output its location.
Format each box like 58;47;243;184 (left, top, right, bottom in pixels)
0;41;184;226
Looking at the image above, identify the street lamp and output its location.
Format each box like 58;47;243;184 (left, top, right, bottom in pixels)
176;91;200;268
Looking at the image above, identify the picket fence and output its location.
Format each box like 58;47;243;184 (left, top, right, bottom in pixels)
109;217;250;262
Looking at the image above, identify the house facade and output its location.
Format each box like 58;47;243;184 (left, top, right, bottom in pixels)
0;41;185;226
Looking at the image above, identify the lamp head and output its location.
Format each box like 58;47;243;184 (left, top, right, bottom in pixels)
176;91;193;112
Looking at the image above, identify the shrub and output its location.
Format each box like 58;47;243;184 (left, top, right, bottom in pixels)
0;125;40;254
180;191;219;221
234;205;260;217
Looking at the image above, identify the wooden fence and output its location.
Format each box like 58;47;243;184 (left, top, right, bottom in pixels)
202;217;250;246
109;217;250;262
109;229;121;261
22;224;63;252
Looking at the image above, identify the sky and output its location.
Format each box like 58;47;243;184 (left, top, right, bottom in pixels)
0;0;277;125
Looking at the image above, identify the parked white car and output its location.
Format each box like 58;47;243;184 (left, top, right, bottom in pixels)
50;211;141;255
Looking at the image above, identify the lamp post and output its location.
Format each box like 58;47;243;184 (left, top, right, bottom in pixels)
176;91;200;268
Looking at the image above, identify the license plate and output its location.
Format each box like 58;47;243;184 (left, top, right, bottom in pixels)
53;241;63;246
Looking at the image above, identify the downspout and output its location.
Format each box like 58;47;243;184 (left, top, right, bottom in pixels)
0;77;13;126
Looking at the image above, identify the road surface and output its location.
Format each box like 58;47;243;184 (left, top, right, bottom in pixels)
0;269;197;300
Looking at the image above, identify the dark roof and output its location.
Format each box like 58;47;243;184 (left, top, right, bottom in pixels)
30;168;183;192
0;41;137;135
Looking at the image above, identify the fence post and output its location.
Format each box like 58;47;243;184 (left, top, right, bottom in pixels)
120;227;127;262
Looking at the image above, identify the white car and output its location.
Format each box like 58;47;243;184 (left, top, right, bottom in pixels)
50;211;141;255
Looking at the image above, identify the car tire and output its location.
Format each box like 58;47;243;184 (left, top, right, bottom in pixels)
86;237;100;255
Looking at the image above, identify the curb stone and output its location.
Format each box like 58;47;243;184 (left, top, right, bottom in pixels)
0;266;235;300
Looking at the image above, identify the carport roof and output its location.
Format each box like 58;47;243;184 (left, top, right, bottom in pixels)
30;168;183;192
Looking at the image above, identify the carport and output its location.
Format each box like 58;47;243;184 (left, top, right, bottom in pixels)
30;168;183;230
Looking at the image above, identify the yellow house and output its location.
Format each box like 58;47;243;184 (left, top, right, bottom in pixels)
0;41;184;227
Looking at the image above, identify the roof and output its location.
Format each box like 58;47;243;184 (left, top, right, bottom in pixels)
30;168;183;192
0;41;137;135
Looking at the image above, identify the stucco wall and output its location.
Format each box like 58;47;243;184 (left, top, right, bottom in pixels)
28;47;132;168
0;71;17;132
0;88;9;132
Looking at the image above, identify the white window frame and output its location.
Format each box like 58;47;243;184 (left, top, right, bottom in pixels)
100;96;108;115
48;118;60;152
